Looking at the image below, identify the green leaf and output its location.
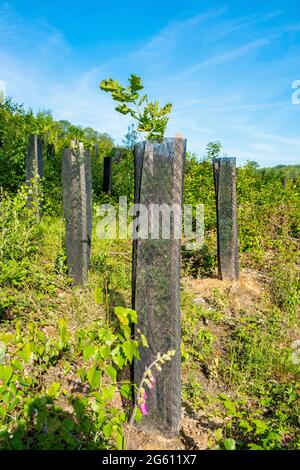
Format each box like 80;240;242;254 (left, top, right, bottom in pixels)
239;419;253;432
248;443;264;450
87;367;101;389
94;287;103;305
91;401;101;413
112;90;132;102
100;78;121;93
127;308;137;324
0;365;13;385
47;382;61;398
214;428;223;442
72;398;86;420
98;328;117;346
129;74;144;92
64;433;79;447
11;359;23;371
58;317;67;331
223;438;236;450
115;426;125;450
48;417;62;433
10;435;24;450
135;408;143;423
253;419;268;435
83;344;96;360
114;306;137;325
223;400;236;416
19;343;32;363
121;324;131;339
103;422;113;438
218;393;229;401
106;365;117;382
102;384;116;401
120;383;132;400
58;318;69;347
138;95;147;106
160;103;172;115
122;340;139;363
114;306;129;325
99;345;110;360
62;418;75;432
115;104;132;115
112;346;125;369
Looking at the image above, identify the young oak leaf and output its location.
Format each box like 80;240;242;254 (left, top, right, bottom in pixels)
99;78;121;93
129;74;144;92
99;74;172;141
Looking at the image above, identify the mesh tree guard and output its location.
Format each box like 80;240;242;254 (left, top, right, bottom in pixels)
103;156;112;195
132;137;186;437
93;144;99;156
26;134;43;216
213;157;239;281
112;148;123;163
62;144;92;285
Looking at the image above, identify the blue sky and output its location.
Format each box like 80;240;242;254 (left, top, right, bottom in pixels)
1;0;300;166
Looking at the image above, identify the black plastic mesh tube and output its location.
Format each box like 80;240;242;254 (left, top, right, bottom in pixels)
62;145;92;285
213;157;239;281
26;134;43;216
103;156;112;195
132;137;186;437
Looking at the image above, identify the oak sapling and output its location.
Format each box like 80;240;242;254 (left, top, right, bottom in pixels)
99;74;172;142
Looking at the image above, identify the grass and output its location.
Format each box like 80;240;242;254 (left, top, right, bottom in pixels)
0;195;139;449
181;266;300;449
0;179;299;449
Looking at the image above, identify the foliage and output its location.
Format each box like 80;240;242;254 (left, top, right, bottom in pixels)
100;74;172;142
213;386;300;450
181;253;299;451
0;307;140;450
182;244;216;278
180;153;299;449
0;191;137;450
206;141;222;160
1;96;300;451
0;100;114;211
112;150;134;203
258;164;300;181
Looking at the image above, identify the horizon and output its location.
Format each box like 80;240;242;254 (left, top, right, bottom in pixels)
1;0;300;166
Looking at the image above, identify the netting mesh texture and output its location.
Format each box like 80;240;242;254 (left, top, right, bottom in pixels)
213;157;239;281
26;134;43;215
132;138;186;437
26;135;43;181
62;146;92;285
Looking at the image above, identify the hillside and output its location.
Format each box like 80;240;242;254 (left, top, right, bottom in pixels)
0;100;299;450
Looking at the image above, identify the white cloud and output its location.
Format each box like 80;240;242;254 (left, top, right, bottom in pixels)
182;37;275;76
130;6;228;60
